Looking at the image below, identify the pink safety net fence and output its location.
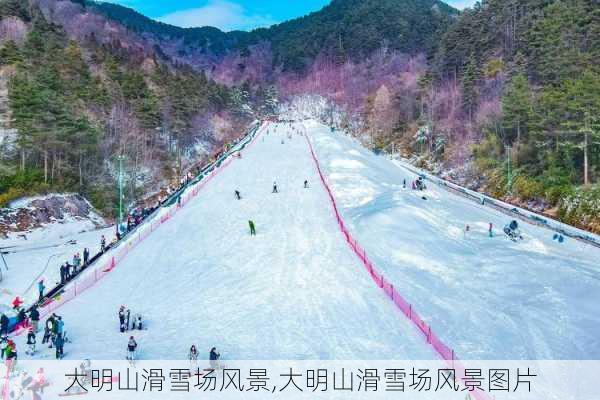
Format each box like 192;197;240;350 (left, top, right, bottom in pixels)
302;133;491;400
36;125;264;321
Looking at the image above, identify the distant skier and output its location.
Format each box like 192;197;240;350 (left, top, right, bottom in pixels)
503;220;522;241
55;332;65;359
272;182;278;193
100;235;106;253
209;347;220;369
235;190;241;200
553;233;565;243
83;247;90;265
488;223;493;238
249;220;256;236
12;296;23;310
304;180;309;188
403;179;406;189
38;280;45;301
127;336;138;361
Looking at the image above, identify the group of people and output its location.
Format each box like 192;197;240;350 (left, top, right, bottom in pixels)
59;249;89;286
42;313;66;359
188;345;221;369
118;305;143;333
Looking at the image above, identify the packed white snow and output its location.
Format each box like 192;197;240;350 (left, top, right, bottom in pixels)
10;120;600;363
0;218;113;311
21;122;436;360
306;120;600;360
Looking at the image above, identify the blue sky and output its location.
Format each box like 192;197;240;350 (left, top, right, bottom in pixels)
106;0;479;31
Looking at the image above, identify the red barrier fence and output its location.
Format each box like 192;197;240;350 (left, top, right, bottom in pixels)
37;124;264;321
303;133;491;400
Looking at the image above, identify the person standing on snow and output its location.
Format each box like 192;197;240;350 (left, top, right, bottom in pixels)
304;180;309;189
127;336;138;360
83;247;90;266
12;296;23;310
100;235;106;253
272;182;278;193
248;220;256;236
43;315;55;345
125;309;131;331
55;332;65;359
209;347;220;369
488;223;493;238
38;280;45;302
189;345;199;361
235;190;241;200
189;345;199;370
0;314;8;335
29;306;40;333
26;327;36;355
119;306;126;333
55;316;64;338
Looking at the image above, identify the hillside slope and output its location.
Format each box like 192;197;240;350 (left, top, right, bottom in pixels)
88;0;458;72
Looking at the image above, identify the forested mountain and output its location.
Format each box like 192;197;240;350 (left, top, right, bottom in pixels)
0;0;598;232
0;0;263;214
87;0;457;72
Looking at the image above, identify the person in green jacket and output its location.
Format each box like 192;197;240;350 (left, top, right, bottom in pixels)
248;220;256;236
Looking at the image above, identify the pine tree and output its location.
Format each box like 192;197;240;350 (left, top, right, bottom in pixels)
462;54;480;122
502;74;534;147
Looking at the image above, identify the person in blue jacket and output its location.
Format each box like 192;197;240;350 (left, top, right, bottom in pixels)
38;280;45;301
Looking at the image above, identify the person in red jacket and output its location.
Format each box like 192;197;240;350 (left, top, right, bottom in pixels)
12;296;23;310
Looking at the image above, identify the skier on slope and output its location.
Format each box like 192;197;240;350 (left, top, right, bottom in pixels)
304;180;309;189
127;336;138;360
503;220;522;241
83;247;90;265
248;220;256;236
100;235;106;253
235;190;241;200
37;280;45;302
272;182;278;193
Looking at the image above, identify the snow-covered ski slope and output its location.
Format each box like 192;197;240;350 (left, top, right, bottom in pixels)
37;122;437;360
26;120;600;361
306;120;600;360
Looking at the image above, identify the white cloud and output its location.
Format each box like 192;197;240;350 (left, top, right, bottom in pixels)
447;0;479;10
158;0;278;31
